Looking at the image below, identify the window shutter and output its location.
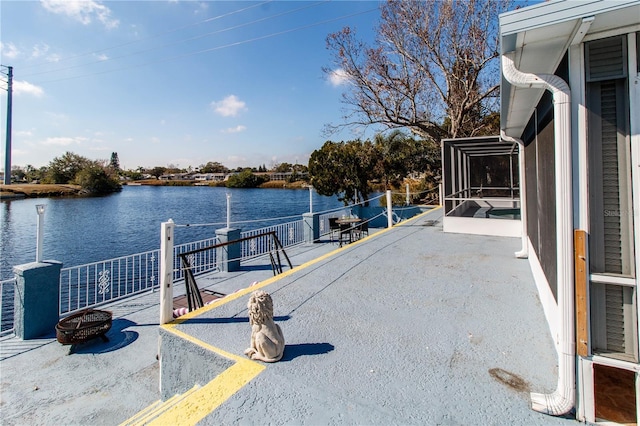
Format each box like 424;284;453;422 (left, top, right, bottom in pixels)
604;285;626;353
586;36;627;82
600;81;624;274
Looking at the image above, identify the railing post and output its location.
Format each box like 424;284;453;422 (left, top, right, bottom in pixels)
13;260;62;339
406;183;410;206
216;227;241;272
35;204;45;263
160;219;175;325
386;190;393;228
226;193;232;228
302;212;319;244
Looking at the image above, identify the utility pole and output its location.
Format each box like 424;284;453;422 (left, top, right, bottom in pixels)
1;65;13;185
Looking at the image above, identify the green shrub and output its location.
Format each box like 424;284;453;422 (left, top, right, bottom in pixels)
73;163;122;194
226;170;269;188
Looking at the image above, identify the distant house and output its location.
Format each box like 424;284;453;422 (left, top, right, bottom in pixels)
193;173;227;182
260;171;309;182
499;0;639;422
158;173;194;181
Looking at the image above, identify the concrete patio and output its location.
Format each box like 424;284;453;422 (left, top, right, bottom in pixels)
0;208;578;425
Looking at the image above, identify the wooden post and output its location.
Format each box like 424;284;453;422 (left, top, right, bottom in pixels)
575;229;589;357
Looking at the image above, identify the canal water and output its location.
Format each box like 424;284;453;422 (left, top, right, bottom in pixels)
0;185;344;281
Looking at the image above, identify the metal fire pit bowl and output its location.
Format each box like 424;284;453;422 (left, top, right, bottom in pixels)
55;308;112;347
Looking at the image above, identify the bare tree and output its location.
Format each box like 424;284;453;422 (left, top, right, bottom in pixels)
324;0;511;141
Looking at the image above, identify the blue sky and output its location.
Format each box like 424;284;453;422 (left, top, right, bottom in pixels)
0;1;381;171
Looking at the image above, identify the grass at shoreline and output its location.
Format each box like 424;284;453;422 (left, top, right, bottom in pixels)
1;183;82;198
0;180;310;199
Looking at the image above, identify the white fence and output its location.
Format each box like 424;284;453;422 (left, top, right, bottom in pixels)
59;249;161;315
240;219;304;260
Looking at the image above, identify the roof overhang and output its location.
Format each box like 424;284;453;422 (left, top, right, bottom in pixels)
442;136;517;158
499;0;640;139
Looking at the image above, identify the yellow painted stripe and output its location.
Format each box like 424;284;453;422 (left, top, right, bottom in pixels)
129;385;201;426
147;360;264;426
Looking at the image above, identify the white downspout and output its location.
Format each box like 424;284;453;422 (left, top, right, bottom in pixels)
502;52;574;416
500;130;528;259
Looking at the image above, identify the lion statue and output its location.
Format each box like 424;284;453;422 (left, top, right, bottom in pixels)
244;290;285;362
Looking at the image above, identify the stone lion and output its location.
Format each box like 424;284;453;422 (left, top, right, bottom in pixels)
244;290;285;362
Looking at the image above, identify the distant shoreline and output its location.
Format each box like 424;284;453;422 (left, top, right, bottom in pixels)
0;180;309;199
0;184;83;199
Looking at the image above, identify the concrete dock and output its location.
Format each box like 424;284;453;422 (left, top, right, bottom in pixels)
1;208;578;425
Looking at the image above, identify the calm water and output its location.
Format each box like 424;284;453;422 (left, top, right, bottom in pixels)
0;185;343;280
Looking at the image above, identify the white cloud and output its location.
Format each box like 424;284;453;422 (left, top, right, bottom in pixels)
45;111;68;122
41;0;119;29
16;130;34;137
194;2;208;14
31;43;50;58
12;148;29;157
47;53;62;62
14;80;45;97
211;95;247;117
42;136;82;146
329;68;350;87
1;42;20;59
222;125;247;134
93;53;109;61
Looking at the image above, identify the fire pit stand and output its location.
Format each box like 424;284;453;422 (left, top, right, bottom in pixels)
55;308;112;354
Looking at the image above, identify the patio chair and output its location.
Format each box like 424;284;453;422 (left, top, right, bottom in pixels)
339;222;352;246
328;217;340;242
355;220;369;240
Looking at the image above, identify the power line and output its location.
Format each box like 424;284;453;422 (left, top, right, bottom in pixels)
19;0;274;71
32;7;379;85
22;1;330;79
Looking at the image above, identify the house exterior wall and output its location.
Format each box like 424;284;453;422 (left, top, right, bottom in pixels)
501;1;640;421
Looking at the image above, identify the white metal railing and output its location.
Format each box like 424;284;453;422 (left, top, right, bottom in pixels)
0;277;16;336
172;236;219;280
240;219;304;260
59;249;161;315
58;236;222;315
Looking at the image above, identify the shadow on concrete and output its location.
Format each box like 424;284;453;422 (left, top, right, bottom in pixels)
68;318;139;355
181;315;291;324
241;264;277;272
281;342;334;362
